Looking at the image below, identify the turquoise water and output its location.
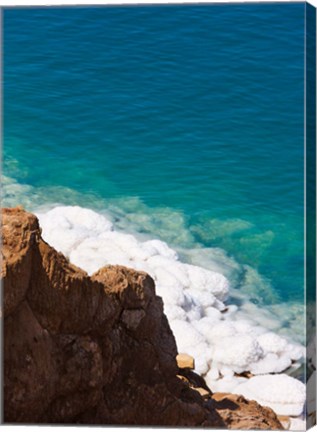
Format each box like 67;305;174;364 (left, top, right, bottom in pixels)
3;4;305;305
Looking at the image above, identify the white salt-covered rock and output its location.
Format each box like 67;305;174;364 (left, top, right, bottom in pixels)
205;322;237;344
37;206;113;257
205;367;220;381
284;344;305;362
147;257;190;287
204;307;222;320
186;289;218;309
155;282;186;306
207;375;248;393
184;264;229;301
220;365;235;378
235;374;306;416
232;320;257;335
186;305;203;322
70;237;129;273
183;246;244;288
153;267;184;289
249;353;292;375
257;332;288;355
142;239;178;260
212;335;263;372
163;304;187;321
102;231;151;261
192;317;222;339
289;417;306;431
169;320;204;352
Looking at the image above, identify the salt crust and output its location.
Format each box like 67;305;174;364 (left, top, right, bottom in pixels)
234;374;306;417
289;417;306;431
37;205;306;417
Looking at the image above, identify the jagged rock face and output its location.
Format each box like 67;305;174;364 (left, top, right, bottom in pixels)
2;207;283;429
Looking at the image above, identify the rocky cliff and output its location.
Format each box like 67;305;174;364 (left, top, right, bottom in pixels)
2;207;283;428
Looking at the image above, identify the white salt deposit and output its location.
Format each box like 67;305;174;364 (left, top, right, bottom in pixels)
211;335;263;373
289;417;306;431
208;375;248;393
36;205;306;417
257;332;289;354
234;374;306;417
248;352;292;375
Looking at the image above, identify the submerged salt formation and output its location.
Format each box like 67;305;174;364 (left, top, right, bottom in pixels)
2;207;284;429
36;205;305;421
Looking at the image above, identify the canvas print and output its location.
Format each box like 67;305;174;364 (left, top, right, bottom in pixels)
1;1;316;430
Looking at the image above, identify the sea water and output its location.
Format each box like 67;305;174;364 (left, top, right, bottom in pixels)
3;4;305;348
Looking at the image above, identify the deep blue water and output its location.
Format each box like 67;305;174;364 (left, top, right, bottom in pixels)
3;3;305;304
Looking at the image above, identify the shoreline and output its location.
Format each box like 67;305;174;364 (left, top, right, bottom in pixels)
2;208;305;430
31;204;306;427
2;172;306;346
1;175;307;428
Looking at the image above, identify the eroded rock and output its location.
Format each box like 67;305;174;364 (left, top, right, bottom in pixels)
2;207;283;429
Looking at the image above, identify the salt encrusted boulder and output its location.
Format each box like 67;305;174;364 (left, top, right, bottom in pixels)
2;207;283;429
234;374;306;416
36;205;114;257
212;334;263;372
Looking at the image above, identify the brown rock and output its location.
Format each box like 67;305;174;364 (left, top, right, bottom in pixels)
211;393;283;430
193;387;211;399
176;374;190;384
177;353;195;370
1;207;284;430
2;207;40;317
3;301;57;422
